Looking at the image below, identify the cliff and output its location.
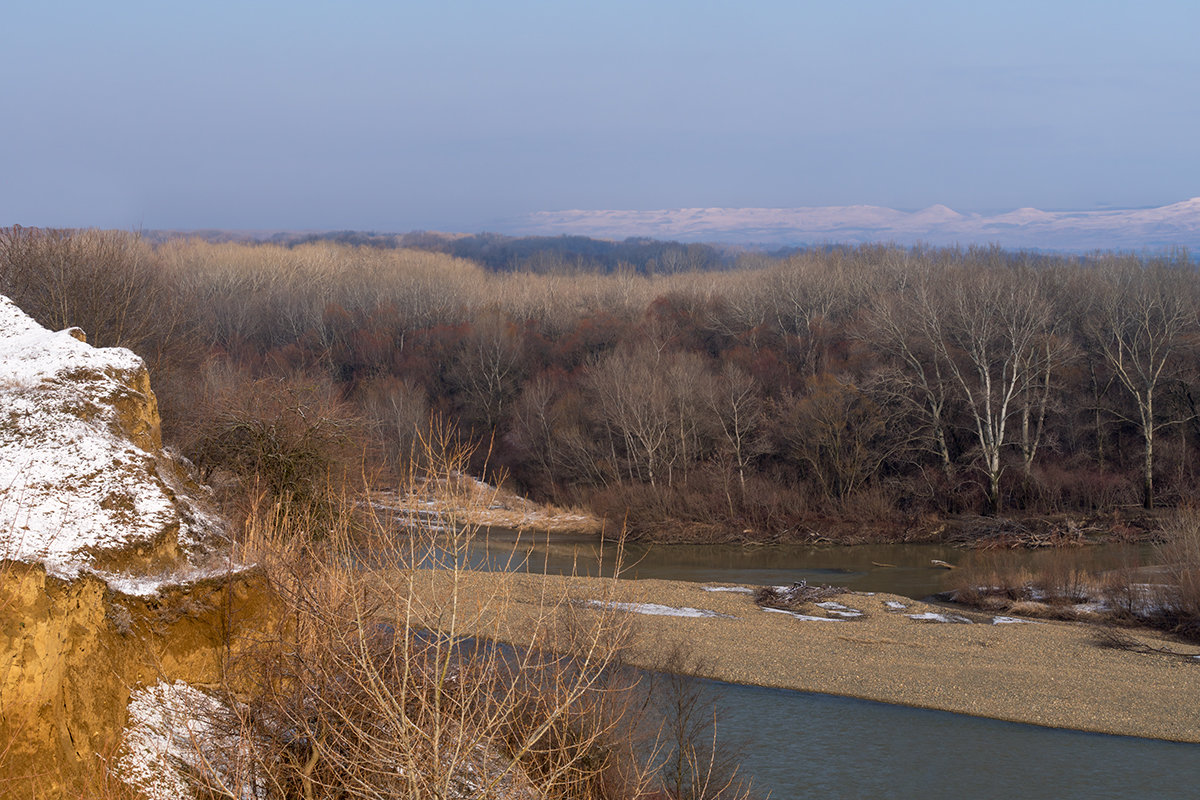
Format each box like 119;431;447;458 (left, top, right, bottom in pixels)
0;295;273;796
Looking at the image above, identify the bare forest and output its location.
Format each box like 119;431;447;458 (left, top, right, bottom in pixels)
4;226;1198;543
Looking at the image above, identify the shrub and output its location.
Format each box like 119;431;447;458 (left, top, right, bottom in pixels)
184;362;364;516
1156;508;1200;639
208;443;656;800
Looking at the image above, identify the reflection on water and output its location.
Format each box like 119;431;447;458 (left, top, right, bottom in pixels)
465;528;1155;599
398;524;1184;796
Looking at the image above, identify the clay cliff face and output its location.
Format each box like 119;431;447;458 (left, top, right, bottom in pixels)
0;295;273;796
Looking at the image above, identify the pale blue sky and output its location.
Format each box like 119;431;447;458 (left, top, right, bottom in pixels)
2;1;1197;231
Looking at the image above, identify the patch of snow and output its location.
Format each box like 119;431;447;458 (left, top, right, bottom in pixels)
94;562;255;597
587;600;733;619
117;680;262;800
702;585;755;594
761;606;843;622
816;601;852;611
906;612;972;624
0;296;225;579
815;600;864;618
884;600;908;610
992;616;1043;625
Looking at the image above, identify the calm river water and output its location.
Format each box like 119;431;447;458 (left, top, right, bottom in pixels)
466;529;1154;599
462;530;1198;799
702;678;1200;799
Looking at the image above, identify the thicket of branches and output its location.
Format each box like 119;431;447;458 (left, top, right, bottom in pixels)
4;226;1199;540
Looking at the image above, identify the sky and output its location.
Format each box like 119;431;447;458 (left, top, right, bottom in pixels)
2;1;1198;232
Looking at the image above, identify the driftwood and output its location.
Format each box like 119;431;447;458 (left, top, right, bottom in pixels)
755;581;848;611
1094;627;1200;661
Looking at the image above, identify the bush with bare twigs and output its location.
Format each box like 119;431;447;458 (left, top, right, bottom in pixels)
114;432;754;800
209;441;635;798
181;361;365;518
1152;508;1200;639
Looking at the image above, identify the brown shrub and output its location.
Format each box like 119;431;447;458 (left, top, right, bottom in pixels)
211;445;655;800
182;361;366;516
1155;508;1200;639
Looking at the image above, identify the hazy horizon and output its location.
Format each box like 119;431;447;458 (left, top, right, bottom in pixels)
4;2;1198;233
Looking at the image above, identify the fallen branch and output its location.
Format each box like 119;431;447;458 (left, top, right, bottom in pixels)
1094;627;1200;661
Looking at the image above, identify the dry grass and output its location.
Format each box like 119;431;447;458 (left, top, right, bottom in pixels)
123;430;752;800
1150;508;1200;639
210;438;642;799
948;518;1200;641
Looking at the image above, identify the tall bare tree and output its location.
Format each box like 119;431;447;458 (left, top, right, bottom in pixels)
1087;261;1198;509
864;277;957;474
919;266;1063;514
584;345;715;488
447;309;525;431
776;374;900;503
707;363;767;495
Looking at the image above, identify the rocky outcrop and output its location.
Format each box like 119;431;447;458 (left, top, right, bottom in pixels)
0;296;273;796
0;295;229;585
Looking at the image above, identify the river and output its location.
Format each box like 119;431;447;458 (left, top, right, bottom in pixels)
465;529;1153;599
460;529;1197;799
699;678;1200;799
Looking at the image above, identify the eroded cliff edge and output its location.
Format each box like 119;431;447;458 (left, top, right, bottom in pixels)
0;295;274;796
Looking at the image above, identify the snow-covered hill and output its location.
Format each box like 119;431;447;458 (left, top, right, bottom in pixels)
0;295;227;591
511;198;1200;250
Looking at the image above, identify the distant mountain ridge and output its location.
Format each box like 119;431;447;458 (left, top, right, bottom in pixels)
511;198;1200;251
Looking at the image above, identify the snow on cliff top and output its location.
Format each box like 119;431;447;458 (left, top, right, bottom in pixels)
0;295;226;587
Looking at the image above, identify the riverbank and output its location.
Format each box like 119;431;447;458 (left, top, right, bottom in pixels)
383;570;1200;743
373;472;1166;547
615;507;1166;547
370;474;603;535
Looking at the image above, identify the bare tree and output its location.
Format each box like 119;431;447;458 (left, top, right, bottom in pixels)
0;226;181;361
918;266;1063;514
447;309;526;432
776;375;900;503
864;278;957;474
706;363;767;496
584;345;716;489
1086;261;1198;509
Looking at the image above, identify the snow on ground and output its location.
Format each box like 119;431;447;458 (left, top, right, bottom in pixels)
992;616;1043;625
0;296;228;587
761;606;844;622
587;600;734;619
884;600;909;610
702;585;755;594
93;562;257;597
815;600;864;618
117;681;261;800
907;611;973;624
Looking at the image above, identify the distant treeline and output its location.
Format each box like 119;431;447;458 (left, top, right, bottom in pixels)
5;226;1199;541
394;233;738;274
150;228;744;275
